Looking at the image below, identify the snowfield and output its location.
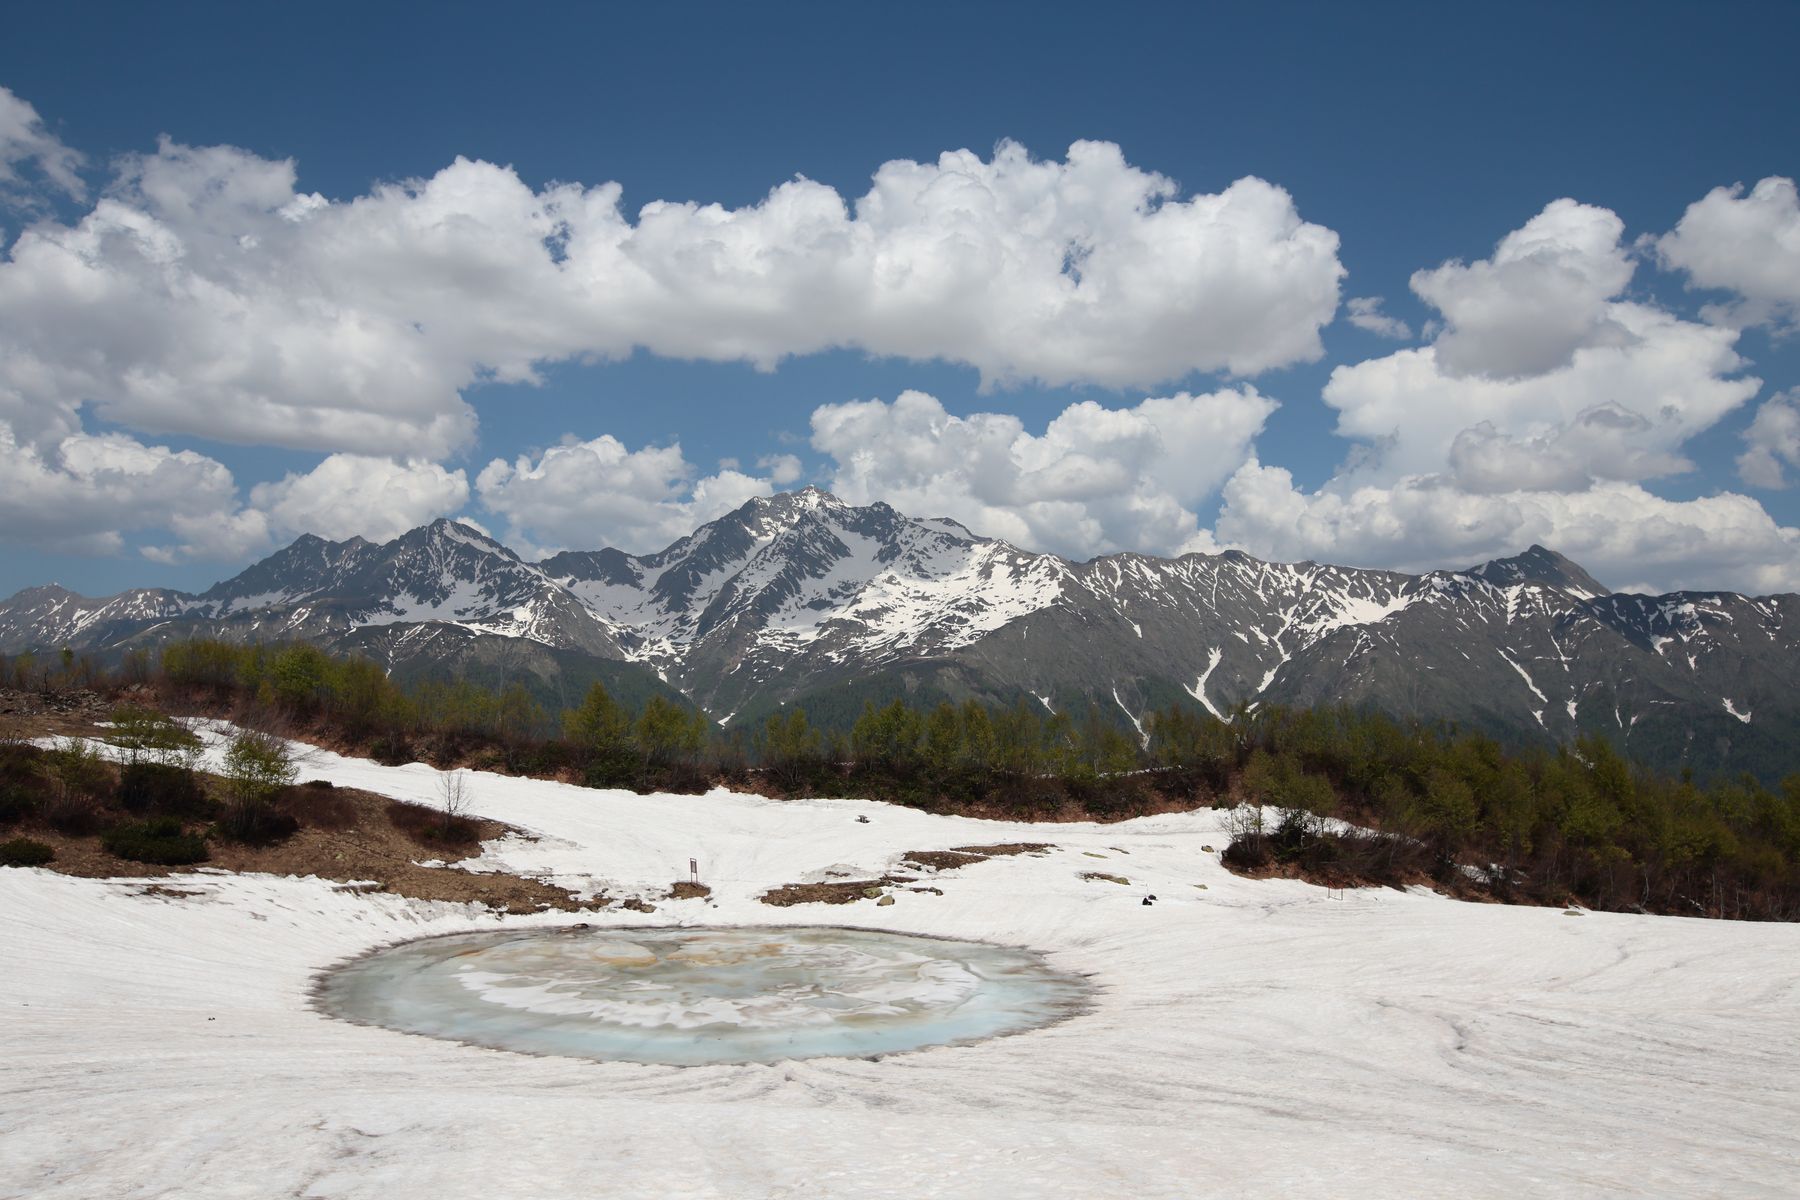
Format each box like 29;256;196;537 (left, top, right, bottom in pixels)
3;734;1799;1198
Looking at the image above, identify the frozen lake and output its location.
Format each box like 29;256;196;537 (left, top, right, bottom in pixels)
316;924;1092;1065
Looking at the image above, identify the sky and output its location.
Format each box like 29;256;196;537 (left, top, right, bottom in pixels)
1;0;1798;598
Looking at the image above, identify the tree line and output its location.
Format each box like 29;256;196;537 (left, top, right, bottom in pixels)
6;638;1797;919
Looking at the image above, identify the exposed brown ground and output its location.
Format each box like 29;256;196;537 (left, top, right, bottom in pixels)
0;688;113;739
759;842;1061;906
758;877;913;906
15;783;604;914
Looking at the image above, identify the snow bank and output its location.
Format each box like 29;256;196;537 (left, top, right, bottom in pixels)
3;731;1798;1197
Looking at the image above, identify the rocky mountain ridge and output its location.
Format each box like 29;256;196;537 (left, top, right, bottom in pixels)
3;487;1794;778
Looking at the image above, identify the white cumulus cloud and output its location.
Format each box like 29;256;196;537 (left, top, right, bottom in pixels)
1206;195;1792;594
1738;390;1800;489
248;454;469;543
0;85;83;205
1345;296;1412;340
810;388;1274;560
1409;199;1635;379
0;117;1345;472
476;436;773;555
1212;460;1800;594
1324;301;1756;485
0;422;238;557
1656;176;1800;330
757;453;804;486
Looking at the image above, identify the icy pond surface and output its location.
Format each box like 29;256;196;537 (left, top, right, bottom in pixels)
315;925;1093;1065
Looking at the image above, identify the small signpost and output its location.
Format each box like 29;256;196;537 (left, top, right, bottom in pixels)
689;858;699;885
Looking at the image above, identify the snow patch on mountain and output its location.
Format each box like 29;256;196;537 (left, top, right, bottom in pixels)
1188;647;1226;721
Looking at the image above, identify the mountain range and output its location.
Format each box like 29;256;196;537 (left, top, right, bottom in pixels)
4;486;1795;779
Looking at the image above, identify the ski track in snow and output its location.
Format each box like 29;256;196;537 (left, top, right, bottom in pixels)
4;727;1800;1198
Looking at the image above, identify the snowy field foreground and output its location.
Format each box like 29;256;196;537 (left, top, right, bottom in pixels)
4;734;1800;1198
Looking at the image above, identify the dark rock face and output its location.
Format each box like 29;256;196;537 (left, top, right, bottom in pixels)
6;489;1797;779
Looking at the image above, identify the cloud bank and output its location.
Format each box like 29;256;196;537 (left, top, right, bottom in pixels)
1206;196;1792;592
0;130;1341;461
3;81;1800;596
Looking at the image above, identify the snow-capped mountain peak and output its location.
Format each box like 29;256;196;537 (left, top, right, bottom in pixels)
4;492;1796;780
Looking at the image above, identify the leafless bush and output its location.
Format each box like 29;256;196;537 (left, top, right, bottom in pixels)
439;769;471;831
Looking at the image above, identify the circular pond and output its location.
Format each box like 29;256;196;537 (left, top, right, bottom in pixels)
315;924;1092;1066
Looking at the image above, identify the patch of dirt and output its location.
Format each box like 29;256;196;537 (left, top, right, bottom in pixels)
899;850;989;871
0;690;114;740
759;877;907;906
134;884;206;900
383;798;483;851
767;843;1060;905
1218;854;1467;899
666;881;712;900
10;780;600;915
1080;871;1131;885
900;842;1058;874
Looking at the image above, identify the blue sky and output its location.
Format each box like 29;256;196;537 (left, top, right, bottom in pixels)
1;0;1798;597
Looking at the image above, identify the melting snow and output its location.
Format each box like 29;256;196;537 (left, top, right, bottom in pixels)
1497;650;1547;704
6;728;1800;1198
1111;687;1148;748
1186;647;1226;721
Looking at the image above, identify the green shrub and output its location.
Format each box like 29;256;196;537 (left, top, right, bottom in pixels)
45;793;107;836
101;818;209;865
222;730;297;804
0;782;38;826
0;837;54;867
42;738;113;802
216;803;299;846
119;762;214;819
105;705;202;767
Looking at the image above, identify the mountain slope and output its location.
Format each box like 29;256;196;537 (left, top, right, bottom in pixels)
5;489;1797;778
